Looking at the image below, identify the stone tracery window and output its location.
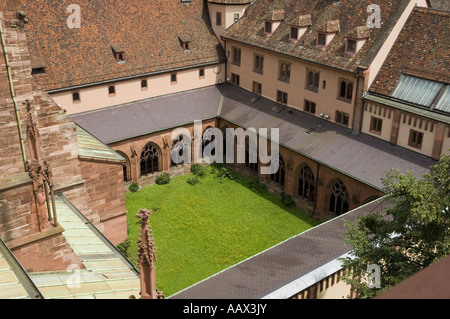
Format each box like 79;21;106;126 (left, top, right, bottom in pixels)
298;165;315;202
328;180;349;215
140;143;160;176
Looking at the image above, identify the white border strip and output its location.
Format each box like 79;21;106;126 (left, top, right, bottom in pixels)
261;252;354;299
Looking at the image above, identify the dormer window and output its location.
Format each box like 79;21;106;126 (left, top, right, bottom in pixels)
31;58;47;75
316;20;340;48
111;44;125;62
31;67;46;75
264;9;285;34
345;26;369;55
265;21;272;34
289;14;311;41
178;34;192;51
317;33;327;47
345;39;357;55
290;27;298;40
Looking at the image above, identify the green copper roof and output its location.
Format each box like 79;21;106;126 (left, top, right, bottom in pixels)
76;125;125;162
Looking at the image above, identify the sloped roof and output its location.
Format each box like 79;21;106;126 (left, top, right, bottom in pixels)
76;125;126;162
21;0;226;91
0;239;43;299
222;0;411;73
70;84;436;190
370;8;449;96
70;86;223;144
28;196;141;299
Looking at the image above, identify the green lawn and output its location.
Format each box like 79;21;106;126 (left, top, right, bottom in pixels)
124;166;320;297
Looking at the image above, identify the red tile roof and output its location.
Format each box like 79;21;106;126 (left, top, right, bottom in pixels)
21;0;226;91
222;0;411;73
369;7;450;96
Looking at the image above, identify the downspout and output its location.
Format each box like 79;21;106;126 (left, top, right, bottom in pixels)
0;18;27;169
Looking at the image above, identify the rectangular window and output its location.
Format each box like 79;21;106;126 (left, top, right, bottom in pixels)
72;91;80;102
108;85;116;95
231;73;240;86
290;27;298;40
336;111;349;127
339;80;354;101
409;129;423;149
252;81;262;95
346;39;357;54
234;13;239;23
253;54;264;74
216;12;222;26
265;21;272;34
277;90;288;105
306;70;320;92
199;68;205;79
278;61;291;83
304;100;316;114
317;33;326;47
370;117;383;134
232;46;241;66
141;79;148;89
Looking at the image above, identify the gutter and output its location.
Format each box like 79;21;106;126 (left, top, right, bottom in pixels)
0;18;27;168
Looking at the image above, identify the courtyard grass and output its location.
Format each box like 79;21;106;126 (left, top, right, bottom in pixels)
124;166;320;297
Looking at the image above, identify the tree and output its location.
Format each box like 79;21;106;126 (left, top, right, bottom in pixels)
339;154;450;298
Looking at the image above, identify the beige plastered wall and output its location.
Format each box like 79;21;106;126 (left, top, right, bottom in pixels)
226;40;358;128
208;2;250;47
50;63;225;115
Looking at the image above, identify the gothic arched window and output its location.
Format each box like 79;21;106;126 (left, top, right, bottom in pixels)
140;143;160;176
298;165;315;202
328;180;350;215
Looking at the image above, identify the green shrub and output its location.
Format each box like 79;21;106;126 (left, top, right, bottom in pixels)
212;164;235;183
191;164;207;178
128;183;139;192
155;173;171;185
190;164;202;174
187;177;199;186
281;192;296;208
117;239;130;257
248;177;267;194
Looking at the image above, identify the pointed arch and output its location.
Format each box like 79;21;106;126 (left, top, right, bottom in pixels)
140;142;161;177
297;164;315;202
327;179;350;215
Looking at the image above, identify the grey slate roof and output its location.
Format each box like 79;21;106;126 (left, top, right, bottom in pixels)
70;86;223;144
70;84;436;190
170;198;389;299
